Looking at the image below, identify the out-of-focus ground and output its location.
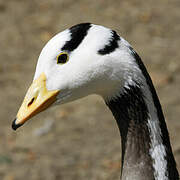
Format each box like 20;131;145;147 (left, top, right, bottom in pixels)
0;0;180;179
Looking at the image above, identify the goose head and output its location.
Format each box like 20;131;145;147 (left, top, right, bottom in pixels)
12;23;142;130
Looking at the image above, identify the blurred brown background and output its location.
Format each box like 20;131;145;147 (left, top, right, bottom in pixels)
0;0;180;179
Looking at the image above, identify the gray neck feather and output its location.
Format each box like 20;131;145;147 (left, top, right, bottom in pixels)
106;84;179;180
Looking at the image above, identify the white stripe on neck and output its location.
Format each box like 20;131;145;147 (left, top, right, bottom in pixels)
142;82;168;180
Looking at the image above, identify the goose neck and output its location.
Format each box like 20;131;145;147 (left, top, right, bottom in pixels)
106;84;179;180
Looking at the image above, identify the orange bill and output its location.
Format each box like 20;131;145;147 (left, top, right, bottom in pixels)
12;73;59;130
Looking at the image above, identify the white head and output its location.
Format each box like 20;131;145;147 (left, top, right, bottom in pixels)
12;23;143;130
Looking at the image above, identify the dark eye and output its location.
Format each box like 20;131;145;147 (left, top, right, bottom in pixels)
57;52;69;64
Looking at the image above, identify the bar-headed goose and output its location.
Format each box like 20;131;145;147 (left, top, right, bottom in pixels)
12;23;179;180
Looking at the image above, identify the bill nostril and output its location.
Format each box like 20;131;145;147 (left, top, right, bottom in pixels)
28;97;35;107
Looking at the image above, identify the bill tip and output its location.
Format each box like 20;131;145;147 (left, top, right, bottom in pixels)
12;118;22;131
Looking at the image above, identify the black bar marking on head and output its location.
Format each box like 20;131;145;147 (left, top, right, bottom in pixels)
61;23;91;52
98;30;120;55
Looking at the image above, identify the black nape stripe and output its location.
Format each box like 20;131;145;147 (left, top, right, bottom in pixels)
98;30;120;55
61;23;91;52
129;46;179;179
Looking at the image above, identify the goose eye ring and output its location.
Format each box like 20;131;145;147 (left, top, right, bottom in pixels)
57;52;69;64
